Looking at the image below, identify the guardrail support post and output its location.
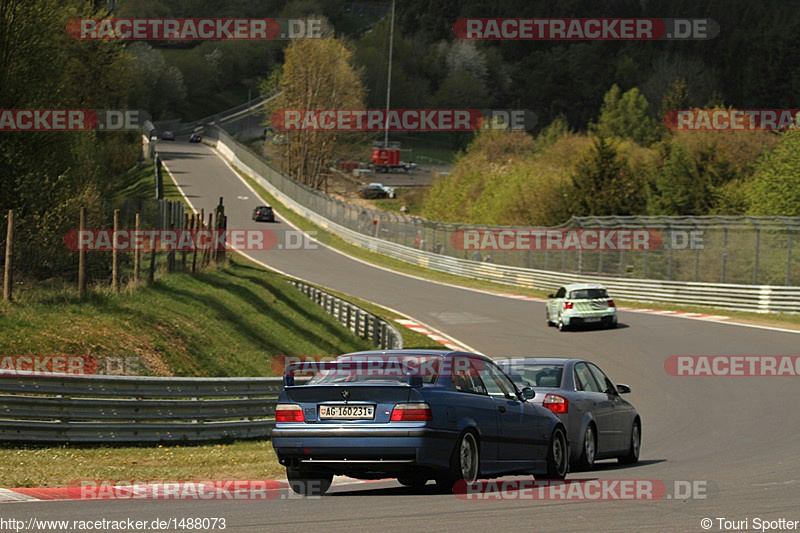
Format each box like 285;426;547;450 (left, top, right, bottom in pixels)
112;209;120;292
787;231;793;286
3;209;13;302
721;227;728;283
133;212;141;286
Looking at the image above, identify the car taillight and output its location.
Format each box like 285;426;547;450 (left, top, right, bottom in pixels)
275;403;305;422
564;301;573;309
608;299;616;307
542;394;568;414
390;403;432;421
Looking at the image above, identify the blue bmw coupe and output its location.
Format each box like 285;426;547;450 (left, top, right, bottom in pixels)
271;350;570;495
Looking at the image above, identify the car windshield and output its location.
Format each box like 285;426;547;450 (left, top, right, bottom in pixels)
306;355;442;385
508;364;564;388
569;288;608;299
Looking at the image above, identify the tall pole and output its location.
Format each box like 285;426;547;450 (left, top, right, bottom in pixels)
78;208;86;297
383;0;395;149
3;210;13;302
112;209;120;292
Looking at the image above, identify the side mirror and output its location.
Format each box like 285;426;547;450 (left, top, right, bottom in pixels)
520;387;535;400
548;294;555;298
616;384;631;394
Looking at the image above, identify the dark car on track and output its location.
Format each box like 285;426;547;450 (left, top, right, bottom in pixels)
501;358;640;469
189;133;202;143
272;350;570;496
252;205;274;222
160;130;175;141
357;184;388;199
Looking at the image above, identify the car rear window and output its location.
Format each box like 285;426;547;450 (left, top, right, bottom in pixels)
509;364;564;388
306;355;442;385
569;288;608;299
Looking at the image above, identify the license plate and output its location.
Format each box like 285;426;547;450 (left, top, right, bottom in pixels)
319;405;375;420
584;317;601;323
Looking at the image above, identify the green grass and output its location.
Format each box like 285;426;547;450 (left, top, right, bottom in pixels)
112;163;156;201
110;161;186;205
0;258;374;377
232;166;800;331
0;441;284;488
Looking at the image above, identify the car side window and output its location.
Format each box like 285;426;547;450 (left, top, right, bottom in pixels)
472;360;516;399
555;287;566;298
451;357;487;395
587;363;617;395
574;363;602;393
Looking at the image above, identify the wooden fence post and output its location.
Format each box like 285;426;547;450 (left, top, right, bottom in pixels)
205;212;214;266
182;213;188;270
199;208;205;268
190;213;198;273
112;209;120;292
78;208;86;297
133;213;140;286
3;210;13;302
166;202;174;273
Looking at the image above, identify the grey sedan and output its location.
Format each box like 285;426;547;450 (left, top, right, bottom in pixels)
501;358;641;469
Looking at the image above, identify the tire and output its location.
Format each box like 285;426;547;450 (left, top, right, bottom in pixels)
618;419;641;465
546;310;555;327
435;431;479;491
541;426;569;479
397;474;428;488
286;467;333;496
576;423;597;469
557;316;569;332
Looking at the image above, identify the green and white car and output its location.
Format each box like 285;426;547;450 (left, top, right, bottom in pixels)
546;283;617;331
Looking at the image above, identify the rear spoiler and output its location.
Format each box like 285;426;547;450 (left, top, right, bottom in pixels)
283;360;424;388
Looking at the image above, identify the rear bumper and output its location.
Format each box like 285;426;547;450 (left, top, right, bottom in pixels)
271;426;457;474
561;310;616;326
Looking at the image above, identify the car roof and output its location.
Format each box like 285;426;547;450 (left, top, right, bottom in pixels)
341;349;492;362
560;283;607;291
255;205;271;209
503;357;575;365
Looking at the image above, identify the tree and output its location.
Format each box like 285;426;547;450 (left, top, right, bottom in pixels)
659;78;689;119
570;136;645;216
747;131;800;216
647;142;701;216
592;84;660;147
271;37;366;189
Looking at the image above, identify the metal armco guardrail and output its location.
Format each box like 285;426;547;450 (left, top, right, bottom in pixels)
210;128;800;313
289;281;403;350
0;373;285;443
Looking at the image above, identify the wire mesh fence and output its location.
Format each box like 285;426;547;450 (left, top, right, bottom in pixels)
1;198;197;300
207;125;800;287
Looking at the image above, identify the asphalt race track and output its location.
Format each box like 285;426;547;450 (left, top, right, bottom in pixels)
8;139;799;532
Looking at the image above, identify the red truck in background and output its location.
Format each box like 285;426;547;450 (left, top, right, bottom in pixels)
370;144;415;173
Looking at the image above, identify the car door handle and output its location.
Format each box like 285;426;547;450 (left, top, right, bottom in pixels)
498;406;506;413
